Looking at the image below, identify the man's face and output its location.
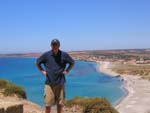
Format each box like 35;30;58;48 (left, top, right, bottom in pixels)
51;44;59;53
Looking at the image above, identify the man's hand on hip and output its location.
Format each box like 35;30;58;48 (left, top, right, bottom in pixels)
62;70;67;75
41;70;47;76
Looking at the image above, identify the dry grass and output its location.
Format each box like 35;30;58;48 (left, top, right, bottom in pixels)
112;64;150;80
65;96;118;113
0;79;26;98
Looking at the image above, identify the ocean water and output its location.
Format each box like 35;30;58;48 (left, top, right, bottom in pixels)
0;58;125;106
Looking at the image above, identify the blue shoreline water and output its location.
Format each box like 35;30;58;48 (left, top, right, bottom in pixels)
0;58;126;106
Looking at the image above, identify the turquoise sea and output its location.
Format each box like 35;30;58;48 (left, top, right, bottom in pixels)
0;58;126;106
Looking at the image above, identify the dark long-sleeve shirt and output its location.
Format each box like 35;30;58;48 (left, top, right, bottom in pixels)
36;50;75;85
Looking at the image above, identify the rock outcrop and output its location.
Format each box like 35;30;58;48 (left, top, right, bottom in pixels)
0;98;23;113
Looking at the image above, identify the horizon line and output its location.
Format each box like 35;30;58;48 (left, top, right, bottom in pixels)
0;48;150;54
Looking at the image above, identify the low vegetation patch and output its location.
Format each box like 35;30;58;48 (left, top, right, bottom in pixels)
0;79;26;99
0;79;8;89
112;64;150;80
65;96;118;113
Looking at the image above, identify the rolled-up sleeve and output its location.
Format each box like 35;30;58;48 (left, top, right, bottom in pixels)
64;52;75;65
36;53;47;65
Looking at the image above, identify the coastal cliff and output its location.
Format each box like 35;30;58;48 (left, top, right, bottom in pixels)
0;79;119;113
0;79;44;113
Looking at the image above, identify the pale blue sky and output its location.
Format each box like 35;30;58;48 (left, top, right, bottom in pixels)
0;0;150;53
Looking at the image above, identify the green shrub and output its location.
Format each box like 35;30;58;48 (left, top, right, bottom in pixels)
0;79;26;99
65;97;118;113
0;79;8;89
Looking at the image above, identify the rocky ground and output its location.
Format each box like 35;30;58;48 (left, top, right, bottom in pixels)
0;94;83;113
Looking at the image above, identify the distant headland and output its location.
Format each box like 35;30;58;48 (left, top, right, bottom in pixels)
1;49;150;63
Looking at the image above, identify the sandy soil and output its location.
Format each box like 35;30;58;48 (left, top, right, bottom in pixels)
0;94;82;113
97;61;150;113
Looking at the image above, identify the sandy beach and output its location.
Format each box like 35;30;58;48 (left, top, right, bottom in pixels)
97;61;150;113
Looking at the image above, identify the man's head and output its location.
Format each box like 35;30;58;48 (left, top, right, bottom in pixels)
51;39;60;54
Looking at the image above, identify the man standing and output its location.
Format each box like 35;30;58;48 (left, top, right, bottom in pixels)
36;39;75;113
